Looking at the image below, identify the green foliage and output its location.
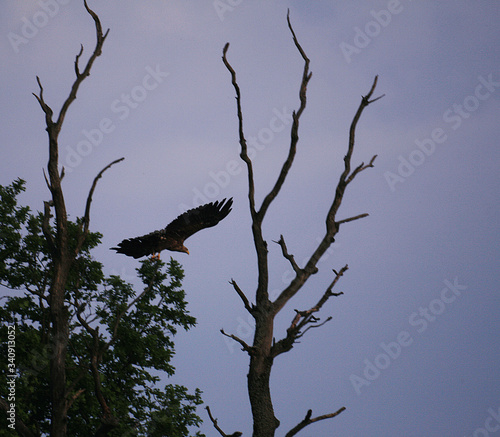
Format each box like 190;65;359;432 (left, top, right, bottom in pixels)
0;179;205;436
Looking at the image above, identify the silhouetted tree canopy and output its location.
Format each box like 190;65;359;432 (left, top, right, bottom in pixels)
0;179;205;436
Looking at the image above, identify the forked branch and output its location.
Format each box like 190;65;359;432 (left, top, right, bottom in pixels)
285;407;346;437
33;0;109;140
56;0;109;132
273;76;382;315
346;153;377;185
223;10;312;309
206;406;243;437
33;0;111;256
326;76;384;234
272;265;347;357
258;9;312;222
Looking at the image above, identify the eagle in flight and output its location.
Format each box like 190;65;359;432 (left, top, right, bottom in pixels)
111;198;233;258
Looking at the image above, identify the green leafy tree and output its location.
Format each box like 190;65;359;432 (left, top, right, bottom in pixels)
0;179;205;436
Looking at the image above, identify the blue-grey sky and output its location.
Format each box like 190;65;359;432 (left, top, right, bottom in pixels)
2;1;500;436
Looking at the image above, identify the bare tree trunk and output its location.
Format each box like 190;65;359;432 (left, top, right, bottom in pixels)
248;311;280;436
33;2;110;435
46;132;72;437
49;261;70;437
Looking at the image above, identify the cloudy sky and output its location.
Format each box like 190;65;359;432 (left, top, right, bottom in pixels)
2;1;500;436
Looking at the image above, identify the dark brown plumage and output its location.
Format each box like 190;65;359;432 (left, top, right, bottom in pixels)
111;198;233;258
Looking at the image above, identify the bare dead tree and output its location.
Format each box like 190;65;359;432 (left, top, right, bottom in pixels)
212;11;383;437
31;2;125;436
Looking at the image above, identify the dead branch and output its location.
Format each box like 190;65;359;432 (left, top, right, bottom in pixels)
222;11;311;310
32;76;53;130
205;406;243;437
222;43;256;220
336;213;369;226
297;315;333;339
33;2;109;140
229;279;253;313
222;43;272;306
285;406;346;437
83;0;107;58
273;76;381;316
76;157;125;253
55;0;109;132
305;265;348;316
327;76;383;234
272;265;348;357
257;9;312;221
345;154;377;185
274;235;302;275
33;0;111;253
221;329;254;354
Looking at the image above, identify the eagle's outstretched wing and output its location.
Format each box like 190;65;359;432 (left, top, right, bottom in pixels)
165;198;233;242
111;198;233;258
110;232;166;259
